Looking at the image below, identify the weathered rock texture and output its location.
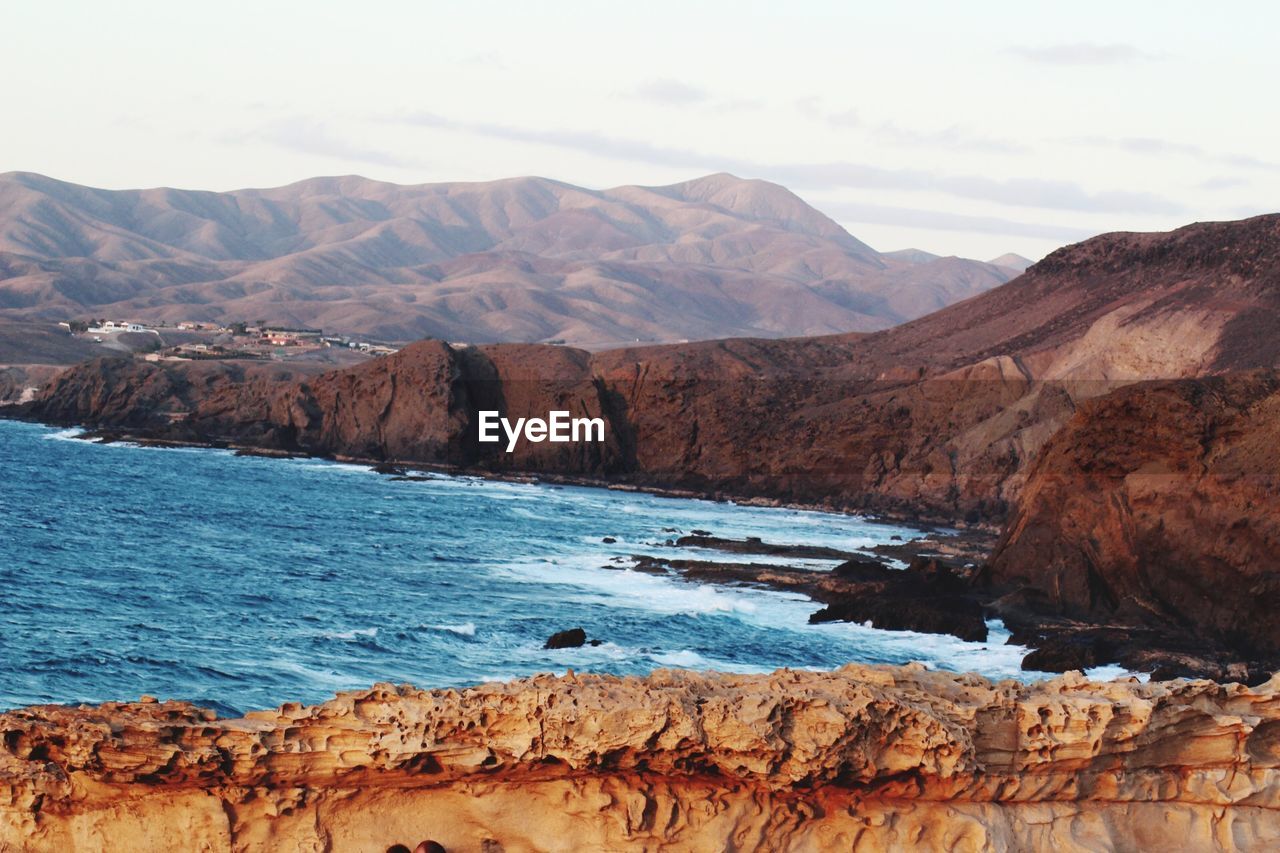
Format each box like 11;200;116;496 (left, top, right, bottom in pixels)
4;664;1280;852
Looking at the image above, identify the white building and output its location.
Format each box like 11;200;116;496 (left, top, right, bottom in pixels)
87;321;149;334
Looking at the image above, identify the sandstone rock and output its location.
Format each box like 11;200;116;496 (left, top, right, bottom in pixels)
3;665;1280;851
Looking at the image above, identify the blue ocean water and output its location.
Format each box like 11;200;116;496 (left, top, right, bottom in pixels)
0;419;1078;715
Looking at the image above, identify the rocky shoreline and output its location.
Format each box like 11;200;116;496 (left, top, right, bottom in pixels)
57;423;993;530
625;533;1277;683
9;417;1275;683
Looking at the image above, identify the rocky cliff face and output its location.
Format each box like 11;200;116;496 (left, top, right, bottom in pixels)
989;372;1280;658
18;338;1044;522
3;664;1279;852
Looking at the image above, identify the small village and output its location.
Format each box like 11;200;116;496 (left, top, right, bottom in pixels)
57;319;400;362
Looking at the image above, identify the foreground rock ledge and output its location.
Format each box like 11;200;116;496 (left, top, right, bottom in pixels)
3;665;1280;852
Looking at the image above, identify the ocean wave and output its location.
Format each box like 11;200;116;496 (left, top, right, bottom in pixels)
321;627;379;641
491;553;807;618
40;428;85;442
651;649;709;667
423;622;477;637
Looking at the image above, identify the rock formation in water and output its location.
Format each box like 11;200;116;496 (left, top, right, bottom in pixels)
3;665;1280;851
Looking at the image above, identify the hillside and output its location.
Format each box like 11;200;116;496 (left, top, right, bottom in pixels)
23;214;1280;517
0;171;1017;349
18;212;1280;675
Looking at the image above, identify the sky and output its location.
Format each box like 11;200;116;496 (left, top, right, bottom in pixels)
2;1;1278;260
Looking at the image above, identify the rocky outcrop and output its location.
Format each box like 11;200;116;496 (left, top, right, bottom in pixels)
988;372;1280;663
13;337;1046;523
0;365;59;406
3;664;1279;851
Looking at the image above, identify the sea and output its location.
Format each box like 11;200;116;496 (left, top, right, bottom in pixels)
0;418;1124;715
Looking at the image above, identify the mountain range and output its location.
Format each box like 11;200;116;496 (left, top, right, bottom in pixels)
0;171;1024;348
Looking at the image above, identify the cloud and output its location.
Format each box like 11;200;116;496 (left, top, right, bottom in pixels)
388;111;1182;216
823;200;1100;242
628;78;711;105
1065;135;1280;173
1197;176;1249;191
624;80;761;113
1009;42;1161;66
794;100;1025;153
872;122;1028;155
238;117;424;170
397;111;724;171
826;109;862;128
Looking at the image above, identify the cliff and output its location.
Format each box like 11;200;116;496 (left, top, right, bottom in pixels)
988;372;1280;659
20;215;1280;525
4;664;1280;852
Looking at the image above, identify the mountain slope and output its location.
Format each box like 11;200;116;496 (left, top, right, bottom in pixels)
0;171;1014;347
988;252;1034;272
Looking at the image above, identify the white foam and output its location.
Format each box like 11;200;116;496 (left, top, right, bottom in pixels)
322;627;379;641
651;649;709;667
490;553;808;618
425;622;477;637
40;428;85;441
282;460;377;474
1084;664;1143;682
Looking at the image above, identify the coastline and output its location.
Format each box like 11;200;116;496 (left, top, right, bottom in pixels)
35;419;997;532
7;416;1267;683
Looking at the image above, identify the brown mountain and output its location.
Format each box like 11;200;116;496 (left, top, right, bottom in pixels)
0;171;1016;348
24;214;1280;513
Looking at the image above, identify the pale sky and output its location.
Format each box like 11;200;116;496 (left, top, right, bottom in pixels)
3;0;1278;260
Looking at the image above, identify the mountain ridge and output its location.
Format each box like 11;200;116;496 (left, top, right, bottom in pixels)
0;171;1016;348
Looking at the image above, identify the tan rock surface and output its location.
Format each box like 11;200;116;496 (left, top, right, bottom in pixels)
4;664;1280;851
